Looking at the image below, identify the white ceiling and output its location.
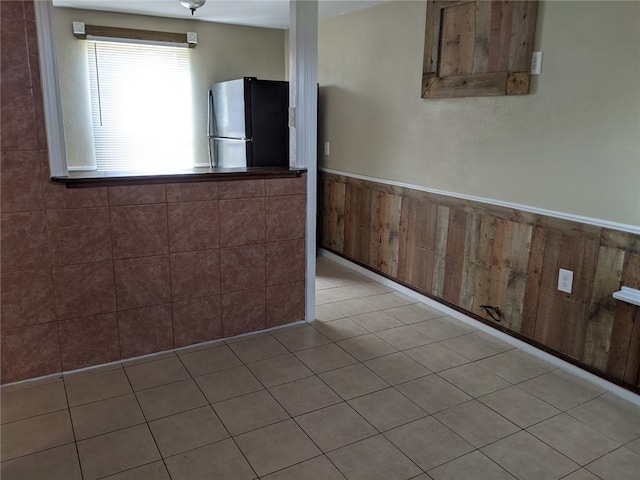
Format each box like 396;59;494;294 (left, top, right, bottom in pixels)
52;0;384;29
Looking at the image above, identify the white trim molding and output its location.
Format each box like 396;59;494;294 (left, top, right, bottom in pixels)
320;168;640;235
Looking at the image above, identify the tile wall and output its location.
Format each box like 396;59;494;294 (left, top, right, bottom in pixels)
0;0;307;384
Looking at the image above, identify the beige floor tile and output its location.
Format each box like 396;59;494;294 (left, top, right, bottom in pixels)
385;417;474;471
626;436;640;454
0;443;81;480
586;446;640;480
527;413;621;465
481;431;578;480
364;352;431;385
349;310;404;332
434;400;520;448
0;410;74;461
375;325;435;350
124;357;190;392
386;305;444;325
600;392;640;417
269;375;342;417
195;365;263;403
313;318;370;341
120;351;176;367
327;434;421;480
479;386;561;428
363;292;415;310
405;343;469;372
437;315;478;333
295;403;377;452
0;375;63;394
102;461;172;480
348;388;427;432
235;419;321;477
261;455;346;480
475;349;555;384
331;298;380;316
1;381;67;424
567;396;640;443
295;343;358;374
396;375;471;414
427;450;515;480
440;333;510;361
70;393;145;440
64;368;132;407
473;330;515;351
77;424;161;480
247;353;313;387
213;390;289;435
135;378;208;421
319;363;388;400
337;334;398;361
519;371;601;411
270;325;332;351
316;303;348;322
149;405;228;457
437;363;510;397
178;345;242;377
559;468;601;480
409;318;468;340
165;437;255;480
228;335;288;363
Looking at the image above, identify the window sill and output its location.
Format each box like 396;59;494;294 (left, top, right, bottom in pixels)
52;166;306;188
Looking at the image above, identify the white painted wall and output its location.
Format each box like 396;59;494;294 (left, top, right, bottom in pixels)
318;0;640;226
53;7;285;169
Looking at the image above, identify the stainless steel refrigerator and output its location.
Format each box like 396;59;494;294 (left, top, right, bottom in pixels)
208;77;289;168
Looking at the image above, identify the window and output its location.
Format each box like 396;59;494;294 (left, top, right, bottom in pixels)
87;39;196;171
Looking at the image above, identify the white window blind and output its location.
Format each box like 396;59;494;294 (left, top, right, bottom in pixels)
87;40;195;172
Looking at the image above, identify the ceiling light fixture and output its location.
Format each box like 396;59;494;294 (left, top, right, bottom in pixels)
179;0;206;16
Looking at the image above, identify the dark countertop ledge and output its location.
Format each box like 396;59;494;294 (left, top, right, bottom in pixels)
52;166;306;188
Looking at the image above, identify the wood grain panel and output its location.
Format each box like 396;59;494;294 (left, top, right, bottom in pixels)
508;0;539;71
343;183;372;264
439;2;476;77
432;206;450;298
370;189;402;276
443;208;468;303
321;178;345;252
473;0;491;73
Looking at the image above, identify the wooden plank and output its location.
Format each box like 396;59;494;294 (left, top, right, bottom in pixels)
321;178;346;253
432;206;450;298
472;215;497;318
424;72;508;98
443;208;468;303
343;183;372;265
601;228;640;254
506;72;530;95
79;25;190;46
623;308;640;385
503;222;533;331
369;190;402;277
439;2;476;77
521;226;545;337
508;0;539;71
583;246;625;371
459;211;481;311
488;218;511;322
423;1;442;75
534;230;562;349
473;0;491;74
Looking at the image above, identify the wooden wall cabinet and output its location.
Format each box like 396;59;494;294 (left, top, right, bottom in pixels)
422;0;538;98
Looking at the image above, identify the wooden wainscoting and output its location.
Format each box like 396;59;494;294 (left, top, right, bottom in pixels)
319;172;640;391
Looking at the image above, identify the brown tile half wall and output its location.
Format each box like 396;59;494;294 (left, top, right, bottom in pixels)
319;172;640;393
0;1;307;383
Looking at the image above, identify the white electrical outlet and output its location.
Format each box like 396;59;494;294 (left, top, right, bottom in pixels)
531;51;543;75
558;268;573;294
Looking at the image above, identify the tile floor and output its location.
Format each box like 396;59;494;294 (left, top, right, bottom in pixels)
2;256;640;479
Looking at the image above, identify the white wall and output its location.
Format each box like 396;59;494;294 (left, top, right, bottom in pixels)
54;7;286;169
318;0;640;226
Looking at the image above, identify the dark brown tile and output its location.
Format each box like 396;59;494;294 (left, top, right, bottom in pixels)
172;296;222;348
41;156;108;209
0;322;61;383
58;313;120;371
0;443;82;480
266;239;305;286
118;304;173;358
170;249;220;301
167;201;219;253
218;179;265;199
1;17;35;87
111;204;168;259
220;244;265;294
31;85;47;150
0;211;50;273
266;195;305;242
221;288;266;338
25;20;40;89
166;182;219;202
115;256;171;310
52;261;116;320
219;197;265;247
1;268;56;329
0;150;43;213
109;184;167;206
0;1;26;21
266;282;305;328
0;85;37;151
265;175;306;196
47;207;112;266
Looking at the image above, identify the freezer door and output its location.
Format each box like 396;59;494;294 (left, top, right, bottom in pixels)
211;79;247;139
213;138;251;168
249;79;289;167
